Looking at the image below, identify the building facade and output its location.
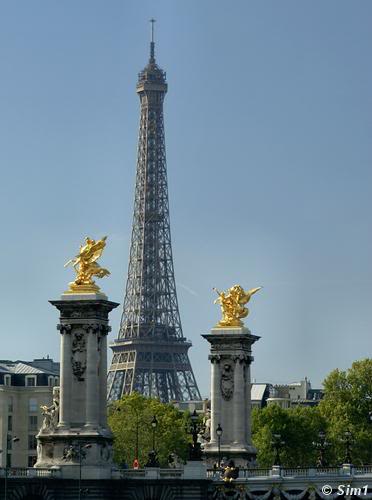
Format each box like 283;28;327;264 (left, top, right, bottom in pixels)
0;358;59;467
266;378;323;408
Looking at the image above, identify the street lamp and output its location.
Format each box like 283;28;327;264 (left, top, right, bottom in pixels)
312;430;330;467
343;431;353;465
151;415;158;452
216;424;223;468
188;410;202;461
144;416;159;468
77;441;92;500
271;433;285;466
0;436;20;500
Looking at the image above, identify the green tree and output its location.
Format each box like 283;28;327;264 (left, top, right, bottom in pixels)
108;392;190;467
319;358;372;465
252;404;326;467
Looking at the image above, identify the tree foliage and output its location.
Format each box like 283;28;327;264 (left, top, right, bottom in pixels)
252;404;326;467
252;359;372;467
318;358;372;465
108;392;190;467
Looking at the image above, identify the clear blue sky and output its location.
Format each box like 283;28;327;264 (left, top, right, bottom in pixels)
0;1;371;398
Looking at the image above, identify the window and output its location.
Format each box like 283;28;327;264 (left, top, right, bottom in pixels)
4;375;11;386
7;415;12;432
28;455;37;467
29;415;38;431
29;398;38;412
28;434;37;450
8;396;13;413
54;377;59;386
48;376;53;387
7;434;12;450
26;376;36;387
6;454;11;468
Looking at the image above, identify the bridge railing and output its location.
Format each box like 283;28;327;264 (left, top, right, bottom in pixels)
206;465;372;480
118;468;184;480
353;465;372;475
0;464;371;481
0;468;61;478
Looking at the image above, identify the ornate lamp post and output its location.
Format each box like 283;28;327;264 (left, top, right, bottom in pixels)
312;431;330;467
0;436;20;500
145;416;159;468
77;442;92;500
271;433;285;466
188;410;202;461
216;424;223;468
343;431;353;464
151;415;158;452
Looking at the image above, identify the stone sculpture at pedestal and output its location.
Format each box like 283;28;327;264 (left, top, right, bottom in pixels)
35;236;119;478
202;284;261;468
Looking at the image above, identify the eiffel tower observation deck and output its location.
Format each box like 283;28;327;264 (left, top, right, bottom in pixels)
108;23;201;403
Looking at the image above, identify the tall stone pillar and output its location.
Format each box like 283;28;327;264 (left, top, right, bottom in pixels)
209;357;221;445
85;324;99;428
202;327;259;468
35;292;119;479
99;333;108;427
59;326;72;427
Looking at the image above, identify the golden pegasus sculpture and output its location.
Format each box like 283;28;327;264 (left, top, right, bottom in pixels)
64;236;110;294
213;284;261;327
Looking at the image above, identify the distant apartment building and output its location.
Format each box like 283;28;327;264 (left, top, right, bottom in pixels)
266;377;323;408
0;357;59;467
173;399;210;415
251;383;273;409
172;379;323;416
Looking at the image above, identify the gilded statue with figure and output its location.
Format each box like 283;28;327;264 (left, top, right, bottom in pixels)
64;236;110;294
213;284;261;327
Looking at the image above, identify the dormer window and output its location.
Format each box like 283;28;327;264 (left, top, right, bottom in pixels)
26;376;37;387
4;375;11;386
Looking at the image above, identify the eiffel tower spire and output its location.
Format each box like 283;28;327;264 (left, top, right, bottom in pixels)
108;26;201;403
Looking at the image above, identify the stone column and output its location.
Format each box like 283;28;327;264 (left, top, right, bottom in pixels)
58;325;72;427
85;324;99;427
99;331;108;427
245;360;252;443
202;327;259;467
209;356;220;445
36;296;119;477
233;357;245;444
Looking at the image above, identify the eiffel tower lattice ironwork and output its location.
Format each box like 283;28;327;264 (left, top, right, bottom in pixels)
108;25;201;403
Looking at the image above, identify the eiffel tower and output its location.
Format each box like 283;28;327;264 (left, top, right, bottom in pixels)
108;23;201;403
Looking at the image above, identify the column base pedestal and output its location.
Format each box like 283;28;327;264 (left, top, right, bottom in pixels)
203;443;257;468
35;427;113;470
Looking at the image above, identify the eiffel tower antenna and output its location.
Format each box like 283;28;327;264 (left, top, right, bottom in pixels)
150;18;155;61
108;26;201;403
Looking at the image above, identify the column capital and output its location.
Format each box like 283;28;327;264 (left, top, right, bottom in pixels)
57;324;72;334
209;354;221;363
100;325;112;336
82;323;101;333
232;354;254;364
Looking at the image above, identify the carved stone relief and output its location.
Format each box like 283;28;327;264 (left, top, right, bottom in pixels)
220;362;234;401
71;331;87;381
100;442;112;462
